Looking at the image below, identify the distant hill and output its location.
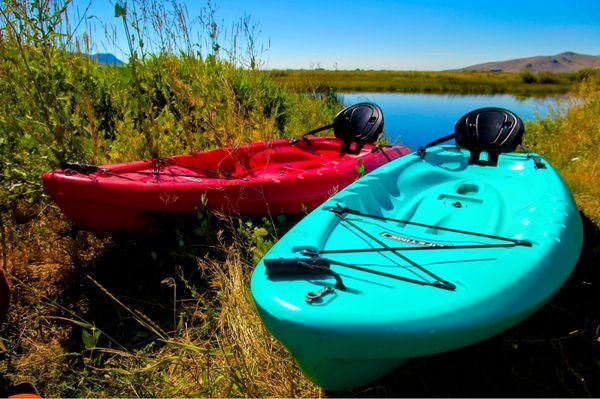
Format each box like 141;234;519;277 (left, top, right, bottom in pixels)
87;53;123;65
460;52;600;73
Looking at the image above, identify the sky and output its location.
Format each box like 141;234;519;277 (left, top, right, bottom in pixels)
73;0;600;70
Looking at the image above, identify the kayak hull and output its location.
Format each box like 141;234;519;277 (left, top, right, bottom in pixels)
255;290;557;391
251;146;583;391
42;138;408;231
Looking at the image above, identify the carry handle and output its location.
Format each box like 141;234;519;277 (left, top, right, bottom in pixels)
264;258;346;290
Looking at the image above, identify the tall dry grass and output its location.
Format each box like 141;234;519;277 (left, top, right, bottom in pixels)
1;205;323;396
525;79;600;225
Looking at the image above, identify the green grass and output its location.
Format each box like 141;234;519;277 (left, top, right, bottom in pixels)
267;69;599;96
525;79;600;225
0;1;333;396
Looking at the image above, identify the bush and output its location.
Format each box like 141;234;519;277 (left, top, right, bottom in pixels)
520;69;537;84
569;68;600;82
536;71;560;84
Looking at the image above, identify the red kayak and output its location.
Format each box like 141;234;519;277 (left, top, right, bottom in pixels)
42;103;409;231
42;137;408;231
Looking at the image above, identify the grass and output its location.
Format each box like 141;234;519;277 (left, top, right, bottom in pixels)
0;0;331;396
0;0;599;397
267;69;600;96
525;80;600;225
1;209;320;397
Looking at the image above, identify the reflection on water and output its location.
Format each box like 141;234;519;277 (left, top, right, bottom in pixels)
340;93;557;150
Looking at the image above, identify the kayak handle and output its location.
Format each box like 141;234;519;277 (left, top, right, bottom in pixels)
264;258;346;291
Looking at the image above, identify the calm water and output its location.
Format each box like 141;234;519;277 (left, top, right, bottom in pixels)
340;93;556;150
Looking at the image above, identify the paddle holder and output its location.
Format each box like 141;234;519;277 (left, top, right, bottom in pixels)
291;102;384;154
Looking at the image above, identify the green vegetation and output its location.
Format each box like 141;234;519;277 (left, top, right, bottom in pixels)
526;80;600;225
268;69;600;96
0;0;599;397
0;0;332;396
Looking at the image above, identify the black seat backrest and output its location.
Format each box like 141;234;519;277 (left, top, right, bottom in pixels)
333;103;384;154
455;107;524;166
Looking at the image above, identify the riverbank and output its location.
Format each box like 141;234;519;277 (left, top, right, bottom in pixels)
268;69;598;96
2;73;598;397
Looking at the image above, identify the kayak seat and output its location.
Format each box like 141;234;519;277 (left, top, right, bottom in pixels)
290;138;352;158
248;147;322;169
176;150;247;175
455;108;524;166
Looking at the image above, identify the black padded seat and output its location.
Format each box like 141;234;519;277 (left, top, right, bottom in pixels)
455;107;525;166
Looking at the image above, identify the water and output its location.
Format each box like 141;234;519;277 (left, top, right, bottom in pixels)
339;93;556;150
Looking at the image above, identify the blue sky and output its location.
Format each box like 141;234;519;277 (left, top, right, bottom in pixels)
74;0;600;70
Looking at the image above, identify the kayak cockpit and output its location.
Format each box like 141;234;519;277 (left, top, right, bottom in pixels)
156;137;367;180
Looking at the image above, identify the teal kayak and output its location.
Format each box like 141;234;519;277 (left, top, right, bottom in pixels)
250;108;583;391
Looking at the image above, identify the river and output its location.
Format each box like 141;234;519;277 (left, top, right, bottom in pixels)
340;93;557;150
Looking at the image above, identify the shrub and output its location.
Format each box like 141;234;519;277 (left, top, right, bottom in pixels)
536;71;560;84
520;69;537;84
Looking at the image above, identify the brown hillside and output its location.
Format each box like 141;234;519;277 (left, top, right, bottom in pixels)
460;52;600;72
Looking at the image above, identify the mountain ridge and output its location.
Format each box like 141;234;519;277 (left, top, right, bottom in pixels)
459;52;600;72
87;53;123;65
